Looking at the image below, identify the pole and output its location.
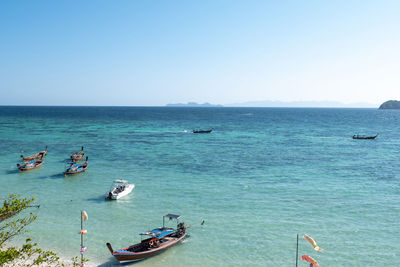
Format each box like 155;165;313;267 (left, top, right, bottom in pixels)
296;234;299;267
81;211;83;266
79;210;88;267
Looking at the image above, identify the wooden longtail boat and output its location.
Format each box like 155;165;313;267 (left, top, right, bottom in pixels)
17;158;43;171
64;157;88;175
352;134;378;140
193;129;212;133
71;146;85;162
21;146;47;161
106;214;186;264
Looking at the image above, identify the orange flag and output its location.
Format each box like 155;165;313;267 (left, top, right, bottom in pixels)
301;255;320;267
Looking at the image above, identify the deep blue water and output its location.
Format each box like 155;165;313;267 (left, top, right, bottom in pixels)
0;106;399;266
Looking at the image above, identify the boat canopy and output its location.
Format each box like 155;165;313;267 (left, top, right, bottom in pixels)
140;228;175;239
164;214;181;220
163;214;181;228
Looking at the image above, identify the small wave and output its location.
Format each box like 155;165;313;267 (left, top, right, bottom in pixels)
165;130;190;133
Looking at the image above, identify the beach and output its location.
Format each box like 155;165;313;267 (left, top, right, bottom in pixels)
1;106;399;266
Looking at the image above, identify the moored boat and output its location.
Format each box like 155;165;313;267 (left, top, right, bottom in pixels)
21;146;47;161
17;158;43;171
105;179;135;200
64;157;88;175
193;129;212;133
352;134;378;140
71;146;85;162
106;214;186;264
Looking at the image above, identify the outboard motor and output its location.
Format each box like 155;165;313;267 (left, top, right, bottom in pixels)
177;222;185;235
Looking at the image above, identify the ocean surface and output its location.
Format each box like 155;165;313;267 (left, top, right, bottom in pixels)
0;106;399;266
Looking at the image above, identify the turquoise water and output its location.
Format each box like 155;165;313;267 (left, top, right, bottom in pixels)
0;106;399;266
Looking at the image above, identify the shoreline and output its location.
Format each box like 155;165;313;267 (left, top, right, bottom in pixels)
4;239;103;267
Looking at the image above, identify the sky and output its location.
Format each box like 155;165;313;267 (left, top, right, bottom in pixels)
0;0;399;106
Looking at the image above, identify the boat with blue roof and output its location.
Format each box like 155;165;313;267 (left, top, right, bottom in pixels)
17;158;43;171
64;157;88;175
106;214;186;263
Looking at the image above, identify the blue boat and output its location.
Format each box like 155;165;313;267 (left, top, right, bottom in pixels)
64;157;88;175
17;159;43;171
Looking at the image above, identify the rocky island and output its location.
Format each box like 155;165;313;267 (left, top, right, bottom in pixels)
379;100;400;109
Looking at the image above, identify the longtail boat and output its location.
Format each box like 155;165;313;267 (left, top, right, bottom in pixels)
193;129;212;133
17;158;43;171
21;146;47;161
64;157;88;175
106;214;186;264
71;146;85;162
352;134;378;140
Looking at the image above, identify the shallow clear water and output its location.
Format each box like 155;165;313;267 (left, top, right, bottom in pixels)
0;106;399;266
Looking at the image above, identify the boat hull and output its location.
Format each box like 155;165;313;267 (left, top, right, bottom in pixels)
21;147;47;161
352;136;377;139
105;184;135;200
18;163;42;171
71;154;84;162
22;151;46;161
193;130;212;133
18;160;43;171
111;233;186;263
64;164;88;175
71;147;85;162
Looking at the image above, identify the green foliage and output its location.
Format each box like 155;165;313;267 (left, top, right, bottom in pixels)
0;194;90;266
71;256;89;267
0;195;60;266
0;194;35;222
0;195;37;248
0;238;59;266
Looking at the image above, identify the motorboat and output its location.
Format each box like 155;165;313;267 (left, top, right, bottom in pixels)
105;179;135;200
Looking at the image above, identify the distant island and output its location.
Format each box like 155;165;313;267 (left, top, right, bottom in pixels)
165;100;377;108
379;100;400;109
226;100;376;108
166;102;223;107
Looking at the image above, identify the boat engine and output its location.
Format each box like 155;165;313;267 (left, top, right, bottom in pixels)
177;222;185;234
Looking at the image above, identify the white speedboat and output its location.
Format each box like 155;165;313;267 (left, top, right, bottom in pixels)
105;180;135;200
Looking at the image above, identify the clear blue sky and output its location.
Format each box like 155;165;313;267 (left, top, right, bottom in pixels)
1;0;399;106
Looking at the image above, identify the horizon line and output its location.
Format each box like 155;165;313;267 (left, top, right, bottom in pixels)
0;104;379;109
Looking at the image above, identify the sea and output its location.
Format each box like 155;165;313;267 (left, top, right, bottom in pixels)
0;106;399;266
